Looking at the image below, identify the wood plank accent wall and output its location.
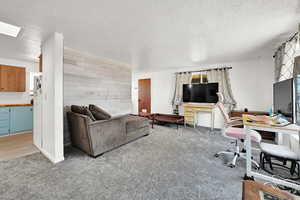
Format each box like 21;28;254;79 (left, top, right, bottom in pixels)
63;48;132;144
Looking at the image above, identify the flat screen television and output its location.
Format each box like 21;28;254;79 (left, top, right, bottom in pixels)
183;83;218;103
273;78;293;122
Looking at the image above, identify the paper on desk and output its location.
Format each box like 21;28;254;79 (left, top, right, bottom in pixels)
245;115;290;127
245;115;270;124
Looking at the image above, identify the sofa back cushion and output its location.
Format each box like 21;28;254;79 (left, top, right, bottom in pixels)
89;104;111;120
71;105;85;115
84;108;96;121
71;105;96;121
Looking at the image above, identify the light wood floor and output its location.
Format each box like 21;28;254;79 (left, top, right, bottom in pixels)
0;132;39;161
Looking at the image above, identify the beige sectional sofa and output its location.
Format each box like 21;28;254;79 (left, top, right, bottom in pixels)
67;111;150;157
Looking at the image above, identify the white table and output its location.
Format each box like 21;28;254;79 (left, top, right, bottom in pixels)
193;109;215;131
183;104;215;131
243;115;300;190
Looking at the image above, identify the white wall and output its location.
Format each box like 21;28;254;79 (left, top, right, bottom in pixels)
0;57;36;104
132;57;274;128
34;32;64;163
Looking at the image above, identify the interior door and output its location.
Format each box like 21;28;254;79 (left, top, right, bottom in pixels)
138;79;151;114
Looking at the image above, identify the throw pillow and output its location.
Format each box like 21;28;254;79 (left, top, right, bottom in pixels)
89;104;111;120
71;105;96;121
84;108;96;121
71;105;86;115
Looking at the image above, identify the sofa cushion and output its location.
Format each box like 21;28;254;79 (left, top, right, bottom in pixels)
71;105;96;121
71;105;86;115
126;115;149;133
84;108;96;121
89;104;111;120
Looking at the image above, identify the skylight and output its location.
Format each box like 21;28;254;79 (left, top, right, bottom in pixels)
0;21;21;37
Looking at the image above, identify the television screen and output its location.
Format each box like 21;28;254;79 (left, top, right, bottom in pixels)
273;78;293;122
206;83;219;103
191;84;206;102
183;83;219;103
182;84;192;102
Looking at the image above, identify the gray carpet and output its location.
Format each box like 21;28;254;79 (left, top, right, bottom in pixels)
0;125;251;200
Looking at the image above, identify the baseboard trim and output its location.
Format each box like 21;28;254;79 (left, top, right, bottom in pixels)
37;146;64;164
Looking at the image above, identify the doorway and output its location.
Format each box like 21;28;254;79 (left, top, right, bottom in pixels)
138;78;151;114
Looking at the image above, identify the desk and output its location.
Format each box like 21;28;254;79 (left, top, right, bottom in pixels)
183;104;215;130
243;114;300;190
230;110;275;141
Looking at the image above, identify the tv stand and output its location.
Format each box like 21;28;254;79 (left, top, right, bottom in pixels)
183;103;215;130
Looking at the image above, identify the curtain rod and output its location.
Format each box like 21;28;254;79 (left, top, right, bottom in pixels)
273;31;299;58
175;66;232;74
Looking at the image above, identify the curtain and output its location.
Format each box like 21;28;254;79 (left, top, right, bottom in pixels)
294;57;300;128
207;68;236;110
275;37;298;148
172;72;192;113
278;38;297;81
274;45;285;82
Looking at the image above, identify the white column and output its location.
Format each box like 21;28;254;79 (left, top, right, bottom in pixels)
245;125;252;177
35;32;64;163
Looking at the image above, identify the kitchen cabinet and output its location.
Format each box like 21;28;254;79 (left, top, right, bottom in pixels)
0;65;26;92
0;107;10;136
10;106;33;133
0;105;33;136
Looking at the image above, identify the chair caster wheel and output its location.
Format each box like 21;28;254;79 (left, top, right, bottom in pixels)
226;149;231;152
228;164;235;168
214;153;219;157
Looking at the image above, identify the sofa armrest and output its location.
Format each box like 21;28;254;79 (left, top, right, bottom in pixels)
67;112;93;155
88;116;127;156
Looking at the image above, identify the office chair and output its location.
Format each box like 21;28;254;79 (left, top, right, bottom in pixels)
216;92;243;127
215;92;261;168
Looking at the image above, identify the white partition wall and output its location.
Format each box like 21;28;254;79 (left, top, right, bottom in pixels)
34;32;64;163
63;48;132;145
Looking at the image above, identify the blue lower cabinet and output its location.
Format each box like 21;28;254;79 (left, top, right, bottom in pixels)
0;107;10;136
10;106;33;133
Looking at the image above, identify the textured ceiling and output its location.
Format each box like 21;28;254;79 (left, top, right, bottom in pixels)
0;0;299;70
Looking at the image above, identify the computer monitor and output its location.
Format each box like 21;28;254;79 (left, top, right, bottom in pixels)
273;78;293;122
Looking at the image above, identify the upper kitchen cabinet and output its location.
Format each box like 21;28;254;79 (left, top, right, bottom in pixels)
0;65;26;92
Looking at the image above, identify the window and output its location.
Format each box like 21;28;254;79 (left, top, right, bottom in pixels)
191;73;208;84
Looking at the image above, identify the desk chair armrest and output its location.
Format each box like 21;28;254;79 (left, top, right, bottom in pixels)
228;119;243;127
230;117;243;120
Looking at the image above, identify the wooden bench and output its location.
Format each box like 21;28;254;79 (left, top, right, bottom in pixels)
151;113;184;129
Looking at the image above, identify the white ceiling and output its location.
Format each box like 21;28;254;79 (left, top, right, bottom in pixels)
0;0;299;70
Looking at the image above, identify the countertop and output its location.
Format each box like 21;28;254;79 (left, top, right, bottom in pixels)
0;104;33;107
